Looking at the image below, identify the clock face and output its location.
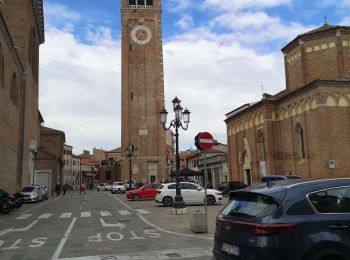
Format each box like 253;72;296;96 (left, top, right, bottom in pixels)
131;25;152;45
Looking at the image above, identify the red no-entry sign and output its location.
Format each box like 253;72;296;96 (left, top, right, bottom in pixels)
195;132;214;151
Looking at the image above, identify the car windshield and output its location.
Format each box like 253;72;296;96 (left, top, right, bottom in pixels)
21;187;35;192
221;192;279;219
114;182;123;185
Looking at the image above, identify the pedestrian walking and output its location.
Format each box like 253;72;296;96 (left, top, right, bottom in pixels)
54;183;61;196
63;184;68;196
80;183;86;195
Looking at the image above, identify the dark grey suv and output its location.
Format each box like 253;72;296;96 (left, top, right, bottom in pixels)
213;178;350;260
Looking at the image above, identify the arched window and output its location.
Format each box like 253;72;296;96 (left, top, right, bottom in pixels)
299;128;305;159
257;131;266;161
10;72;18;107
295;124;305;160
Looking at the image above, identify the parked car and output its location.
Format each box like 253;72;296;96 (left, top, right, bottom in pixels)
260;175;301;182
213;178;350;260
14;186;43;203
111;182;126;194
127;183;162;201
155;182;223;207
32;184;48;200
217;181;247;196
125;180;136;190
96;183;111;191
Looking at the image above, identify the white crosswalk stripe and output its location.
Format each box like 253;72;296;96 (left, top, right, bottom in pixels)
60;213;72;218
81;212;91;218
38;213;52;219
118;210;131;215
135;209;150;214
16;214;32;220
100;211;112;217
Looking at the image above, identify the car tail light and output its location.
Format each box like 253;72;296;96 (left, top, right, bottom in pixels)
250;223;300;236
217;217;299;236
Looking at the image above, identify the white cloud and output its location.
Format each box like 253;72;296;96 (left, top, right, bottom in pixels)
166;0;193;12
203;0;291;11
175;14;194;30
44;3;80;24
163;38;285;148
39;27;121;154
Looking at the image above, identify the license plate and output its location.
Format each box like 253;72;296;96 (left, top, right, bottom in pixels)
222;242;240;256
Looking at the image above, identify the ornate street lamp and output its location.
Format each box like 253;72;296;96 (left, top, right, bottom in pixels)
124;143;137;190
160;97;191;211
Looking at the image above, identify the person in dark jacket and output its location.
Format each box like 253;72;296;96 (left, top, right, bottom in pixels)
63;184;68;196
55;183;61;196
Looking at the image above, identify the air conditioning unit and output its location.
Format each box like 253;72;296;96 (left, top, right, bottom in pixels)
30;140;37;153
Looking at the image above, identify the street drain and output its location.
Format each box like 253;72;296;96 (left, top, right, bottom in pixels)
166;253;181;258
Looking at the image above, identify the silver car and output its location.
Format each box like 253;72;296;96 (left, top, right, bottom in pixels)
17;186;43;203
32;184;48;200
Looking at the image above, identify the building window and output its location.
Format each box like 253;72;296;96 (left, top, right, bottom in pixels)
299;128;305;159
106;171;112;180
129;0;153;8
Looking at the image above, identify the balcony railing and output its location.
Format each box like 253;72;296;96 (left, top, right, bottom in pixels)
130;5;153;9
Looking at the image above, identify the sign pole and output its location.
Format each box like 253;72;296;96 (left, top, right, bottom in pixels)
203;151;208;233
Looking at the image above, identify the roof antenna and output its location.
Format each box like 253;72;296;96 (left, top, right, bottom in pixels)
261;85;264;98
324;16;328;25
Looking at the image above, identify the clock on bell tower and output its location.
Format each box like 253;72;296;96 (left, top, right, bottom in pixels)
120;0;167;183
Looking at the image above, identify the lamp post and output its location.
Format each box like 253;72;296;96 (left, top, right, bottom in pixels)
160;97;190;211
124;143;137;190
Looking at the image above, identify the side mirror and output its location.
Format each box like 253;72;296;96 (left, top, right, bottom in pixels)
197;188;202;191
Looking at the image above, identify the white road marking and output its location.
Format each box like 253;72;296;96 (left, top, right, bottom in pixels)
38;213;52;219
58;247;213;260
81;212;91;218
112;196;133;210
51;217;77;260
99;218;125;229
59;213;72;219
135;209;150;214
137;214;213;240
20;196;62;214
100;211;112;217
16;214;32;220
0;220;39;237
118;210;131;215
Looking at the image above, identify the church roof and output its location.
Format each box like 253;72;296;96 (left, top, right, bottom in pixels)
282;22;350;52
41;125;65;136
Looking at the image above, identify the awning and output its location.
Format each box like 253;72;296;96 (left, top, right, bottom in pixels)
169;168;203;177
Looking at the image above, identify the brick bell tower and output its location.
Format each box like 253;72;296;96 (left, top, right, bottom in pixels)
120;0;167;184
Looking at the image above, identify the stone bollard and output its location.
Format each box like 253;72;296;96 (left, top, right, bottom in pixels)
189;209;207;233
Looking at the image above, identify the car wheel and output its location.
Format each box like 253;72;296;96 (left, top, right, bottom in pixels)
163;197;173;207
132;194;140;201
97;188;100;191
308;249;347;260
207;195;216;205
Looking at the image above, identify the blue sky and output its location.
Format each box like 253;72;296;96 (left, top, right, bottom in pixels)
39;0;350;154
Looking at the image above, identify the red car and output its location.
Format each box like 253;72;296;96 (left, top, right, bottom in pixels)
127;183;162;201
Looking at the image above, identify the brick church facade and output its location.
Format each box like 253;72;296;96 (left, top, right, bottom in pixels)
226;23;350;184
120;0;167;183
0;0;44;194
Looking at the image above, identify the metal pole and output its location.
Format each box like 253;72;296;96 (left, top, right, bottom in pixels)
129;156;132;190
173;121;185;209
203;151;208;233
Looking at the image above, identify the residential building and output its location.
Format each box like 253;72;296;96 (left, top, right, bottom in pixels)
72;155;81;189
63;144;73;186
